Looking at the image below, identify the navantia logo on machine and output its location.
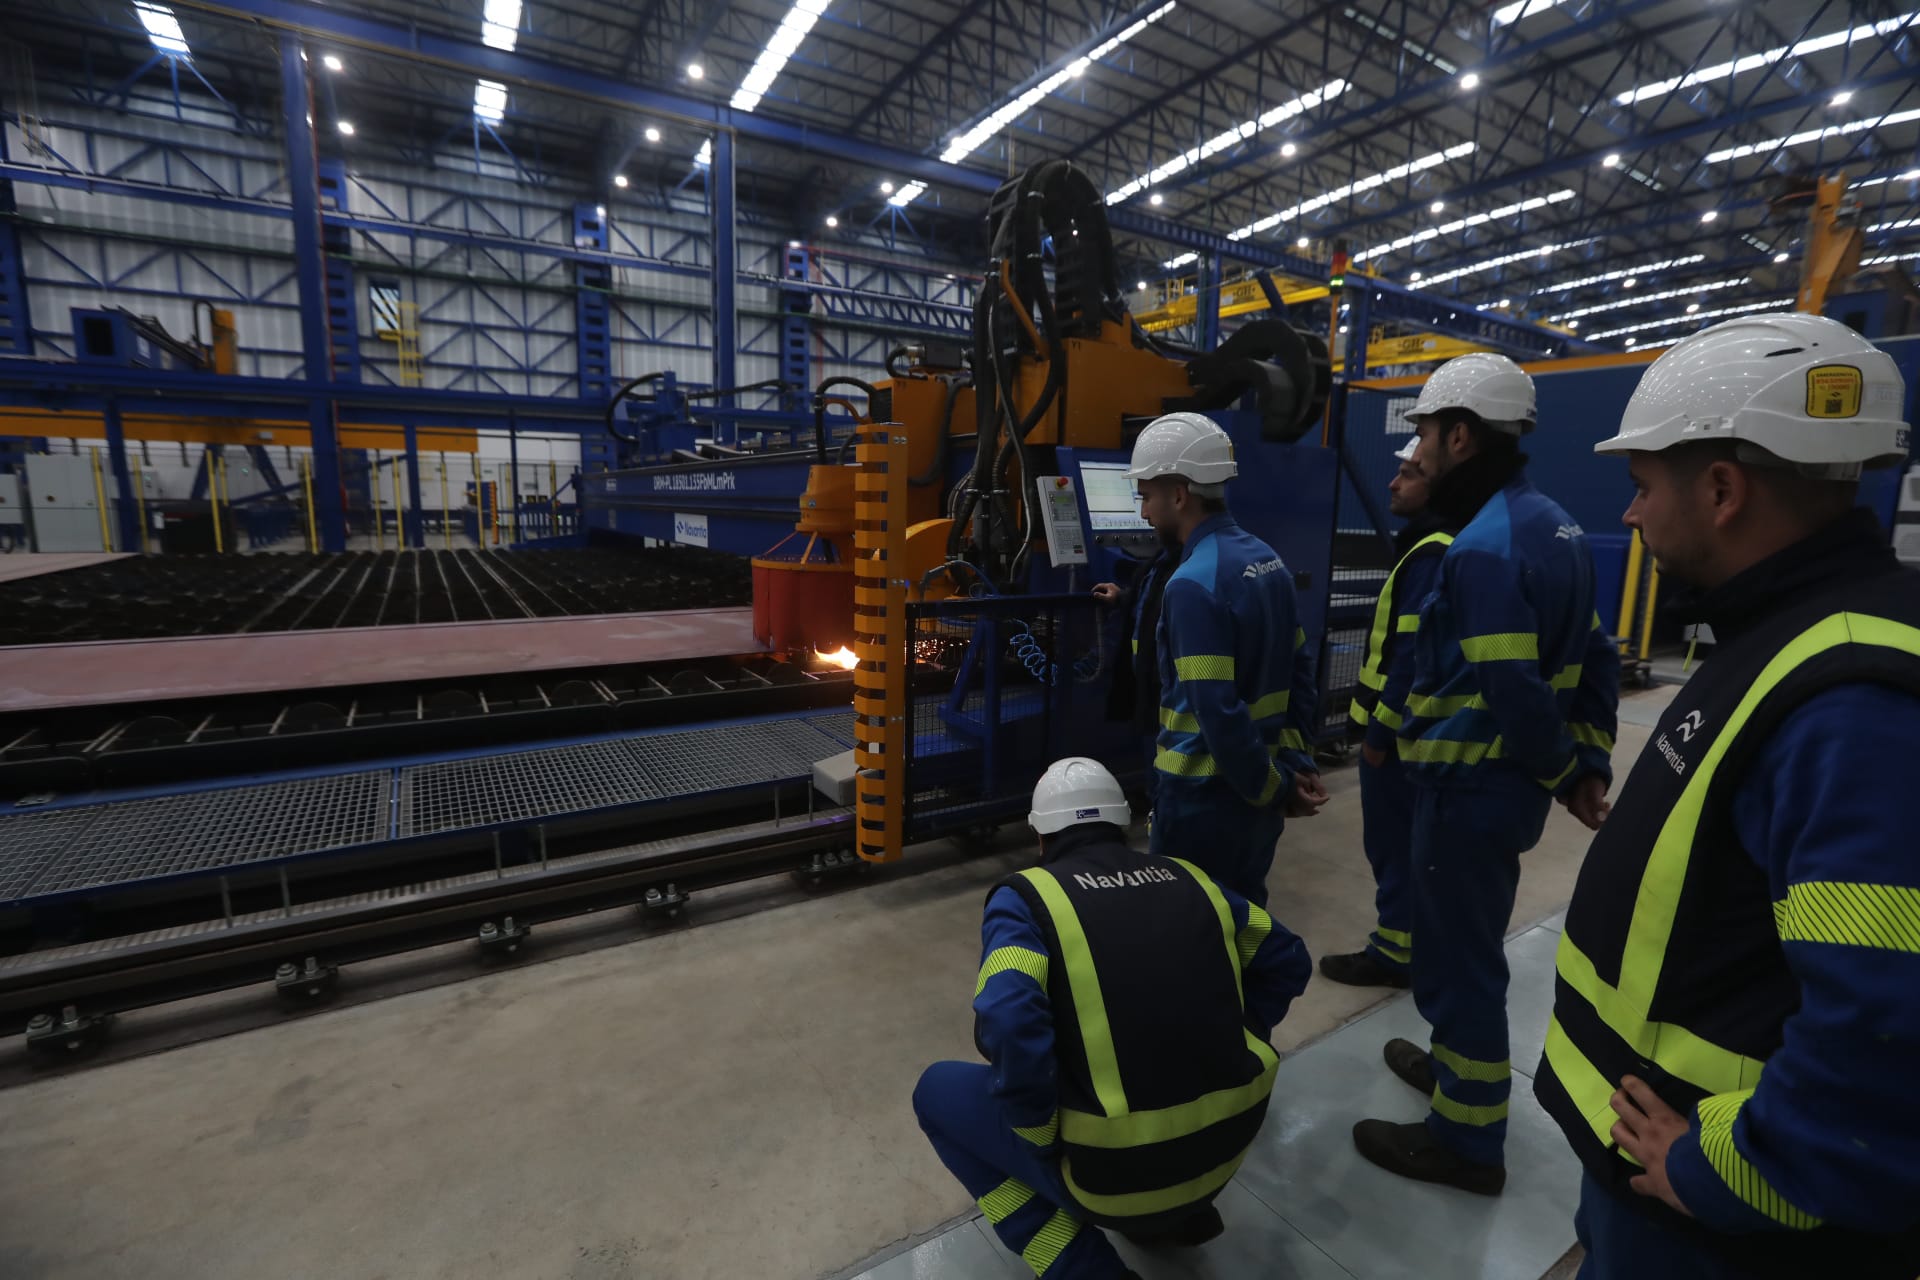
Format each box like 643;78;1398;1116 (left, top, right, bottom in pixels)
652;471;738;492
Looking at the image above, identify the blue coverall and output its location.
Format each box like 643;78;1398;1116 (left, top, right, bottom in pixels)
914;867;1311;1279
1356;539;1448;976
1576;683;1920;1277
1146;513;1318;906
1394;469;1618;1168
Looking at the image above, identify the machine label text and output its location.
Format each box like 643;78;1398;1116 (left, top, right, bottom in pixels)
653;472;738;492
673;513;710;547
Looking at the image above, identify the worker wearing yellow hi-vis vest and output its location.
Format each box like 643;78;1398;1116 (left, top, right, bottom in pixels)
1321;436;1454;989
913;758;1311;1278
1538;313;1920;1279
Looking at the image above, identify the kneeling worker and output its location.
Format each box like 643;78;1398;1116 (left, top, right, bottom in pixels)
914;757;1312;1279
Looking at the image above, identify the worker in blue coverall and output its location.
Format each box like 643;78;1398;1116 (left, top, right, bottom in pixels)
913;757;1312;1279
1319;436;1456;990
1125;411;1326;906
1537;313;1920;1278
1091;547;1173;796
1352;352;1620;1194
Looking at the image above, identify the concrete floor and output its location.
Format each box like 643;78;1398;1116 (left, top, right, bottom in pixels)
0;690;1668;1280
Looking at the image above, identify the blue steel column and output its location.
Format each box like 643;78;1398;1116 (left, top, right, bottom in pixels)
572;204;612;401
281;37;346;552
102;398;139;551
317;158;361;382
0;123;31;355
779;244;810;414
1198;253;1222;353
404;424;424;547
710;131;737;403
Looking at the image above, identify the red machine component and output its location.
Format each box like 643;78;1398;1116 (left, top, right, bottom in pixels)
751;464;856;656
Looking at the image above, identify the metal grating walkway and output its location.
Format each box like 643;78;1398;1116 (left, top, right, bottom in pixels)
0;714;851;907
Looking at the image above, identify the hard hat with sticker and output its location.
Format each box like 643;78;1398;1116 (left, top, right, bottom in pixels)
1805;364;1862;419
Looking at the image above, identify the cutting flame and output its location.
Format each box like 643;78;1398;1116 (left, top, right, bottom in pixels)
816;645;858;670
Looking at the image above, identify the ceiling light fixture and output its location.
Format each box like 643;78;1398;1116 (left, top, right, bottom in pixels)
613;174;629;188
1590;297;1798;339
1296;235;1310;248
322;54;343;72
1430;199;1445;214
1773;251;1790;263
1551;274;1752;321
1614;16;1918;107
1706;106;1920;164
687;62;705;80
1602;153;1621;168
880;181;894;194
645;126;661;143
1700;209;1718;222
1459;72;1481;90
1149;193;1163;205
1136;280;1147;291
1229;142;1476;242
943;1;1176;177
1415;235;1596;287
729;0;831;113
886;181;928;208
1492;0;1572;27
1831;90;1854;107
1103;75;1345;206
825;215;839;228
1352;189;1576;263
336;120;355;136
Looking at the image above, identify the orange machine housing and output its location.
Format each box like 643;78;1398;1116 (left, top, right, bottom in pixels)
752;463;857;653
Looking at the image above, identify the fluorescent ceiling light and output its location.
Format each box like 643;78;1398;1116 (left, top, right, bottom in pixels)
1615;15;1919;106
482;0;521;51
694;139;713;167
1227;142;1475;241
1162;251;1199;270
133;3;190;58
1547;254;1705;294
729;0;832;114
1352;189;1575;262
1854;168;1920;189
1863;250;1920;266
1104;78;1348;206
1418;237;1597;287
1706;107;1920;164
473;79;508;123
937;2;1175;171
887;181;928;208
1869;215;1919;234
1492;0;1572;28
1591;297;1790;340
1550;275;1751;322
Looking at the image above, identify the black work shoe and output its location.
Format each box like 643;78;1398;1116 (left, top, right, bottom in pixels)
1118;1203;1225;1250
1383;1037;1436;1095
1318;949;1411;989
1352;1118;1506;1196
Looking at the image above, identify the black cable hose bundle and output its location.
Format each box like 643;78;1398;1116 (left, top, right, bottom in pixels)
815;376;879;464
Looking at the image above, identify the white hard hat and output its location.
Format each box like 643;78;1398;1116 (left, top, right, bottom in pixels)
1595;313;1909;477
1126;411;1238;489
1028;757;1132;836
1393;436;1419;463
1404;352;1537;434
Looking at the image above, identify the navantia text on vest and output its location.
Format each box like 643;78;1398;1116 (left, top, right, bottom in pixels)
1072;866;1181;890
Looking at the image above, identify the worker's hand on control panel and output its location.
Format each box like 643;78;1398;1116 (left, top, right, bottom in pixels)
1090;581;1121;604
1560;774;1611;831
1285;771;1329;818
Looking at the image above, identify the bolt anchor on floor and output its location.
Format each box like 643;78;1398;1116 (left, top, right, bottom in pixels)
274;955;339;1005
24;1005;113;1059
477;916;531;957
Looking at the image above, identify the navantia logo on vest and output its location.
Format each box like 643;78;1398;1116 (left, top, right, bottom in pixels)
1072;866;1180;890
1655;710;1705;776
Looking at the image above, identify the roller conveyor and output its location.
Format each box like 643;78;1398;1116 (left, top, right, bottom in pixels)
0;710;856;908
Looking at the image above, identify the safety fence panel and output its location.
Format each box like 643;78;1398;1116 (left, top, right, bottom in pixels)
900;593;1134;840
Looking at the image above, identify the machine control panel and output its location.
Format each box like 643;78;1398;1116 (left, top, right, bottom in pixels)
1075;457;1161;559
1036;475;1089;567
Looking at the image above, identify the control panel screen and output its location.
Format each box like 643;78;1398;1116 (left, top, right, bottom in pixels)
1078;461;1150;532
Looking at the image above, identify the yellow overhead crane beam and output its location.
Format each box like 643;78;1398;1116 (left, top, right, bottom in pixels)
1137;269;1495;370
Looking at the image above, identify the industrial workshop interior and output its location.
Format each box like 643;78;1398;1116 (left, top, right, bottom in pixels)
2;0;1919;1276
